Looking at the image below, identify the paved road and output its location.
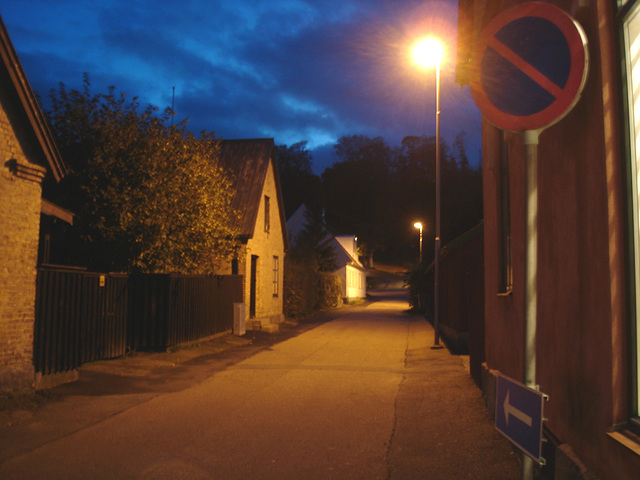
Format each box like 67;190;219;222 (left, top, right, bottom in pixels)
0;285;520;479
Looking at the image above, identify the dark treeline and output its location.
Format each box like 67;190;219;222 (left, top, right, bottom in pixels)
277;133;483;267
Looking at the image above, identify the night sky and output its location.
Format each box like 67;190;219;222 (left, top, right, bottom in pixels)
2;0;481;174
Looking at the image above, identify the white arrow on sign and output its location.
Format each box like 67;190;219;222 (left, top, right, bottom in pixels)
503;390;533;427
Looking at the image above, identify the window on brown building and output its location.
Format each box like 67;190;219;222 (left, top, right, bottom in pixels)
622;0;640;425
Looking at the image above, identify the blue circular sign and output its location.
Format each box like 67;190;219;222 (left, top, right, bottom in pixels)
470;2;588;132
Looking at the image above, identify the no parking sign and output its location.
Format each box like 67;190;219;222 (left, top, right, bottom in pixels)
470;2;588;132
469;3;589;468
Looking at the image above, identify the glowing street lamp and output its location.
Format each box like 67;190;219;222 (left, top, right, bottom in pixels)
412;36;444;350
414;222;423;262
412;37;444;71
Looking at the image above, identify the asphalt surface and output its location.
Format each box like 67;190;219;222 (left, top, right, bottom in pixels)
0;277;520;479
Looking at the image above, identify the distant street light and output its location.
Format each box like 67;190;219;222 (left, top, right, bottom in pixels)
414;222;423;262
412;36;444;350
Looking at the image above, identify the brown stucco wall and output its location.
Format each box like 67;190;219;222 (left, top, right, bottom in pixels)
481;1;640;478
482;126;525;382
0;98;44;394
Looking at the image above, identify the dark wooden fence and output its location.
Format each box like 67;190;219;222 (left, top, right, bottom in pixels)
438;223;485;386
34;267;242;375
128;274;242;349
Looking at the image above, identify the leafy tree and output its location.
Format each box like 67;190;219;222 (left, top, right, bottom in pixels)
321;135;394;266
284;207;340;319
388;135;438;264
441;131;483;244
45;76;239;273
333;134;391;167
404;258;433;312
288;207;337;273
275;141;321;219
398;132;482;309
320;133;482;267
453;131;470;168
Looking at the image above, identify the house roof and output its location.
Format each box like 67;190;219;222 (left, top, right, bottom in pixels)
286;203;309;245
218;138;288;249
331;235;365;271
0;15;66;182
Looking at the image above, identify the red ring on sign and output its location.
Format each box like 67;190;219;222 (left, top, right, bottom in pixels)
470;2;588;132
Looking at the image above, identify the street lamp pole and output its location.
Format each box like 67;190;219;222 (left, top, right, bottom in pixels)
432;59;443;349
412;36;444;349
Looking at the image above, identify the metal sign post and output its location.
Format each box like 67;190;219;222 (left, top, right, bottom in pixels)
523;129;539;394
523;129;539;480
469;3;588;478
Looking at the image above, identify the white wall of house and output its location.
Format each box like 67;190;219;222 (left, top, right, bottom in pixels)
343;264;366;301
332;235;366;301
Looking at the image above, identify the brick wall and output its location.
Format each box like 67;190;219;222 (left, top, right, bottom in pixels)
0;103;45;393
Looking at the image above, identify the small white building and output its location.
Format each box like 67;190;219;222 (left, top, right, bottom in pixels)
331;235;367;302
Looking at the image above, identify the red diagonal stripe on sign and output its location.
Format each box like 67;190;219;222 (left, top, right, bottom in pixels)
488;36;564;99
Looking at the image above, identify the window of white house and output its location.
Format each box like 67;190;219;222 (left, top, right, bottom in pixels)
622;0;640;423
272;256;279;297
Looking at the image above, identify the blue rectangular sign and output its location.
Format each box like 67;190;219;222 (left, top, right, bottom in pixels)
495;373;545;463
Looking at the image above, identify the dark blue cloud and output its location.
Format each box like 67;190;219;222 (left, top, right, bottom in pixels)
2;0;481;174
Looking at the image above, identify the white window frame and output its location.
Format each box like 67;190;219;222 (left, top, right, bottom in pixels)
623;0;640;420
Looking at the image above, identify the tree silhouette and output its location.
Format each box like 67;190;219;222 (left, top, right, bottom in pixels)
276;141;321;219
320;133;482;266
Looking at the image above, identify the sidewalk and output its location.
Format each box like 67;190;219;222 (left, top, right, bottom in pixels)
387;317;520;479
0;329;274;463
0;315;339;465
0;311;521;479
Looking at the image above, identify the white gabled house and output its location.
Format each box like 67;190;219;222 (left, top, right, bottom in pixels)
331;235;367;302
286;204;367;303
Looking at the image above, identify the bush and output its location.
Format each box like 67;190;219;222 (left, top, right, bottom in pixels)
315;272;342;310
404;259;433;313
283;260;316;319
284;259;343;319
